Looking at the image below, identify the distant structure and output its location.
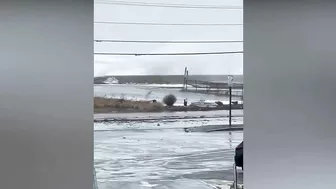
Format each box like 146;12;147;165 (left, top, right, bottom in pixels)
181;67;244;97
103;77;119;84
183;67;189;90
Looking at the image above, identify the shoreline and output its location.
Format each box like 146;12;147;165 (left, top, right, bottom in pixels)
94;96;243;114
94;104;243;114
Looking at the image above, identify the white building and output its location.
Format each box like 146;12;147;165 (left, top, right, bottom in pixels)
103;77;119;84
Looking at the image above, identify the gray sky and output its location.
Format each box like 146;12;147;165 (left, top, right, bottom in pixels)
94;0;243;76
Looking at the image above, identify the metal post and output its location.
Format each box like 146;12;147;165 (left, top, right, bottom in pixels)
183;67;187;90
186;70;189;90
229;86;232;128
227;75;234;128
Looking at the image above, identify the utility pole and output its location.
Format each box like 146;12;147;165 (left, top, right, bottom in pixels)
229;86;232;127
228;75;234;128
186;70;189;90
183;67;187;90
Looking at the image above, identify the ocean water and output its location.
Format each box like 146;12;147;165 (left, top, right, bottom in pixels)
94;84;242;105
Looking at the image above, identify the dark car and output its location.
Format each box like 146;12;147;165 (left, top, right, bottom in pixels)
234;141;243;169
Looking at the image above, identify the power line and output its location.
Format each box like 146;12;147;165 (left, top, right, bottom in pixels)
94;51;243;56
95;0;243;9
94;39;243;43
94;21;242;26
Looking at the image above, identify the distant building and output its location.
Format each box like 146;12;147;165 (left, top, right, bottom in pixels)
103;77;119;84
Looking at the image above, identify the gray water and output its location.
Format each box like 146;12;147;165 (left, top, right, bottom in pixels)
94;84;242;105
94;84;244;189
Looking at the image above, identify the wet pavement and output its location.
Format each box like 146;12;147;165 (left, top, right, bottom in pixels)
94;110;243;121
94;84;244;189
94;124;243;189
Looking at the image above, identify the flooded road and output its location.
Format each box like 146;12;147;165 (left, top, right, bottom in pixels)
94;84;243;189
94;110;244;121
94;123;243;189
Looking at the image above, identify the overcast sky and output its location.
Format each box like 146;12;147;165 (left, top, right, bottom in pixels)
94;0;243;76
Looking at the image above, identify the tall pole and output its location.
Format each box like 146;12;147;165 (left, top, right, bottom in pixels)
183;67;187;90
229;86;232;128
228;75;233;128
186;70;189;90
